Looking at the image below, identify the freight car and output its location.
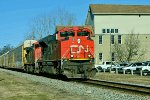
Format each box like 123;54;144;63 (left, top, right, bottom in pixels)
25;26;96;78
0;40;37;69
0;51;9;67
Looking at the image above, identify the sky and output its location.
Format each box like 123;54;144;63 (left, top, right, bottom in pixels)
0;0;150;48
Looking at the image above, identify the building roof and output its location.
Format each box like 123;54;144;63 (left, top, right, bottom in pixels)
90;4;150;14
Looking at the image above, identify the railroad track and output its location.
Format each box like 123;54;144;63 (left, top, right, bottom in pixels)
82;79;150;94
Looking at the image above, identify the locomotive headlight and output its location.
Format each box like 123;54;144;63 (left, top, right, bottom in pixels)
77;39;81;44
88;54;91;58
71;54;74;58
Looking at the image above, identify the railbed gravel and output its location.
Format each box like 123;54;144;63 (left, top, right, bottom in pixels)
0;68;150;100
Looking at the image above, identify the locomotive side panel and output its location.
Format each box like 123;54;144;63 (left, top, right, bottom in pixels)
34;44;42;61
25;47;34;65
38;35;59;61
60;40;70;59
23;40;37;64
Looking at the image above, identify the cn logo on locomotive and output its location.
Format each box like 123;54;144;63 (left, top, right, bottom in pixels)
70;45;89;54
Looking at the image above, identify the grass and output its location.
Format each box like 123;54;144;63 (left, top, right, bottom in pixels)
0;71;90;100
0;72;50;100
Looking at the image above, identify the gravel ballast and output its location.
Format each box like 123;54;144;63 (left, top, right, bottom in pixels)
0;68;150;100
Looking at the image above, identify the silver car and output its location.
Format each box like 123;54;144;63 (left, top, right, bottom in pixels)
122;62;143;73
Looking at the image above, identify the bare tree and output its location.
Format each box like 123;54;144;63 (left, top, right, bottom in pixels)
124;33;140;62
54;8;76;25
26;15;52;40
26;8;76;40
113;32;144;63
0;44;13;55
113;42;125;62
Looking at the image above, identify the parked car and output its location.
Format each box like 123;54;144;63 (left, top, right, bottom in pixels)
95;64;102;72
136;62;150;75
97;61;116;72
119;63;129;67
122;62;143;73
111;62;129;72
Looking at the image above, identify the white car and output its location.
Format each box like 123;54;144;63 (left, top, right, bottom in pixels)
122;62;143;73
97;61;116;72
95;64;102;72
136;62;150;75
111;63;128;72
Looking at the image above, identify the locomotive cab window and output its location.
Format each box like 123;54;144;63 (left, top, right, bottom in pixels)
60;31;75;37
34;44;40;48
77;31;90;36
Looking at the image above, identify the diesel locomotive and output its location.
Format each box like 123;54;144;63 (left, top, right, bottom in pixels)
0;26;96;79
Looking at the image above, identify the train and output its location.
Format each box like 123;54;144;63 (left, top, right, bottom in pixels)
0;26;96;79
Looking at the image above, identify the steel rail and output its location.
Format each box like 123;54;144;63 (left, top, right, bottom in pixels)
82;79;150;94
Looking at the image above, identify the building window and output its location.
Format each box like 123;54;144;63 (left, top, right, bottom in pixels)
112;52;115;61
111;35;114;44
102;28;118;33
118;35;122;44
102;29;106;33
99;53;103;61
111;29;114;33
115;29;118;33
99;35;103;44
107;29;110;33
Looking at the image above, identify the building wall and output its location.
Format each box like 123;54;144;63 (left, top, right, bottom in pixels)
94;15;150;35
91;14;150;64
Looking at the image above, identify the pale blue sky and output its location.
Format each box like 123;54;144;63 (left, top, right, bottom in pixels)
0;0;150;48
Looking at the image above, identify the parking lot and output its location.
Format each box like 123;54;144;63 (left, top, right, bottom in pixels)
95;61;150;76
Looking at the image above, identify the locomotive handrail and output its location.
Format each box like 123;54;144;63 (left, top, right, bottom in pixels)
89;48;94;57
62;48;70;59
